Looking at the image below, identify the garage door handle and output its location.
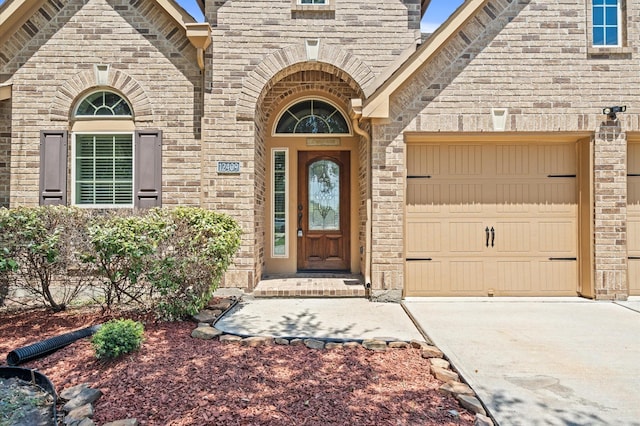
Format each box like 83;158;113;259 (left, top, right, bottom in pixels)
485;227;490;247
491;227;495;247
548;257;577;261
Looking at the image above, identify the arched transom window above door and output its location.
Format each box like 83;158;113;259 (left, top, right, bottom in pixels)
274;99;350;135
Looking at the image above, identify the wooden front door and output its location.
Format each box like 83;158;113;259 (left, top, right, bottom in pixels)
297;151;350;271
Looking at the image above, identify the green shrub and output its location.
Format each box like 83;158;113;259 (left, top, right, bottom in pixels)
84;212;168;309
92;319;144;360
149;207;242;321
0;206;241;315
0;207;95;311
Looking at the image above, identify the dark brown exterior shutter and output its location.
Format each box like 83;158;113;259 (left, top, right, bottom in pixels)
39;130;68;206
134;130;162;208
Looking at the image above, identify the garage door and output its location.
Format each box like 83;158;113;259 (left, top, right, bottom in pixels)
627;142;640;296
405;142;578;296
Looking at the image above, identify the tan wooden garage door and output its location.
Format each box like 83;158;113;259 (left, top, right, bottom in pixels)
627;141;640;296
406;142;578;296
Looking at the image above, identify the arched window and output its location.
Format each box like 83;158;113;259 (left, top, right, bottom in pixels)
75;91;132;117
72;91;135;207
275;99;350;134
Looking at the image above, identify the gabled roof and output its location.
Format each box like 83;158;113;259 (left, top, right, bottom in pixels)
0;0;207;92
0;0;196;44
363;0;487;119
421;0;432;18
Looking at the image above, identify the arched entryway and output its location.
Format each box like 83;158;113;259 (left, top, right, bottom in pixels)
255;67;366;279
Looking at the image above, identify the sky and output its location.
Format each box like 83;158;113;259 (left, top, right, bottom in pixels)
0;0;464;32
174;0;464;33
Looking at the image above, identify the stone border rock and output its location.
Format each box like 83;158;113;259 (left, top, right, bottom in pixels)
58;383;137;426
190;298;495;426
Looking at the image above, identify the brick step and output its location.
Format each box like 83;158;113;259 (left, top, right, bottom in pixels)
253;274;366;298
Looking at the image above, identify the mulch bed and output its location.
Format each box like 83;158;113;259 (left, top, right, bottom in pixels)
0;307;475;425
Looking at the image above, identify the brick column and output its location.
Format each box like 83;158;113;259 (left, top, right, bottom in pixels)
593;125;628;300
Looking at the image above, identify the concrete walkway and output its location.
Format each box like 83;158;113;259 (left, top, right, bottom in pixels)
403;298;640;426
214;298;424;342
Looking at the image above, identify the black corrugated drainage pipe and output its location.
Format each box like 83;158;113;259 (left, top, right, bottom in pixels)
7;324;101;366
0;366;58;424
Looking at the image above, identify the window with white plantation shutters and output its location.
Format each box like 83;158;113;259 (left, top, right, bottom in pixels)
74;134;133;206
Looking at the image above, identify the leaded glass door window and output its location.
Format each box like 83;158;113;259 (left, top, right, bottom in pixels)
308;160;340;230
297;151;350;271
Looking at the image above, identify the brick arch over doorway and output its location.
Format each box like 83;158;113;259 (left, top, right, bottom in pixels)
236;43;374;121
252;63;368;281
49;69;153;122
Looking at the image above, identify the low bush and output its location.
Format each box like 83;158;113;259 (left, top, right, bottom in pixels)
0;206;241;317
83;211;168;310
0;207;95;311
149;207;242;320
91;319;144;360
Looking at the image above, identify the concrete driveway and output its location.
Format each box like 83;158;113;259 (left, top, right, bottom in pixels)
403;298;640;426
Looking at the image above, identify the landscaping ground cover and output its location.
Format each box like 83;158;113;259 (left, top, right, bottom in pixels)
0;308;475;425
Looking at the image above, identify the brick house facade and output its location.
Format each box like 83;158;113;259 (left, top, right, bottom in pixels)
0;0;637;300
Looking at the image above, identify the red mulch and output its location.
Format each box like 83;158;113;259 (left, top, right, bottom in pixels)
0;308;475;425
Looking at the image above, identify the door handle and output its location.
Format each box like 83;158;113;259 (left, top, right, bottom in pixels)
297;204;303;237
485;227;490;247
491;227;495;247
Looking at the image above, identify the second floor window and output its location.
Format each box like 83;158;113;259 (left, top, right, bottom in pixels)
593;0;621;46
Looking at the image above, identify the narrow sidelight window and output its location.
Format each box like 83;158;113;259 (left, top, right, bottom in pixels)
272;149;288;257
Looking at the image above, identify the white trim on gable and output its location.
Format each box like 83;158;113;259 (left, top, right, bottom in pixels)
362;0;487;119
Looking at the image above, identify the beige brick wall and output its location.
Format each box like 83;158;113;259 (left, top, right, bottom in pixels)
203;0;421;288
373;0;640;297
0;100;10;208
2;0;203;208
593;126;628;300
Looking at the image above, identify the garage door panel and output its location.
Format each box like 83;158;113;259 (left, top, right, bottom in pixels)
405;142;577;297
450;261;485;292
536;144;576;176
407;144;441;177
448;183;486;212
538;182;576;213
494;222;531;253
496;183;530;213
406;220;441;254
628;142;640;295
538;221;576;253
496;144;530;176
447;145;484;176
628;260;640;295
449;222;485;253
406;260;442;295
407;182;441;213
628;219;640;253
538;260;577;294
496;260;532;293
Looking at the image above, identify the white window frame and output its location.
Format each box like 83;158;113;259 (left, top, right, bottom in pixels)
291;0;334;12
74;90;133;119
592;0;622;47
272;148;289;258
71;131;135;208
